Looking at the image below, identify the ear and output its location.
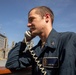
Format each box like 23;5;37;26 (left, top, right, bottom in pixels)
45;14;50;22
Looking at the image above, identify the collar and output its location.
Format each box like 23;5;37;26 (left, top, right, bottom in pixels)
38;29;60;49
46;28;60;49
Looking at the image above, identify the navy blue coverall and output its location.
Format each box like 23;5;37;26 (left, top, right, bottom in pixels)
6;29;76;75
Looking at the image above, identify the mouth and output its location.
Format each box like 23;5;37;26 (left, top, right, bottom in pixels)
30;28;35;32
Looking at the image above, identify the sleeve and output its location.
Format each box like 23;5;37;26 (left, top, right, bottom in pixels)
59;33;76;75
5;42;32;69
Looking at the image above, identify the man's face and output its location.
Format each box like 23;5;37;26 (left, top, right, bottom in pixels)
27;9;46;36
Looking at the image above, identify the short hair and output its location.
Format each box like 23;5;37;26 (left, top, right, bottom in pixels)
28;6;54;24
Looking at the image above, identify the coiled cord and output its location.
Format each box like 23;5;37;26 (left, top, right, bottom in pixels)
24;39;47;75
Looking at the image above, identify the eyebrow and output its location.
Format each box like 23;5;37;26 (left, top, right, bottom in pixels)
29;16;35;19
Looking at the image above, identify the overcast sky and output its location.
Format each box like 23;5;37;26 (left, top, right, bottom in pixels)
0;0;76;47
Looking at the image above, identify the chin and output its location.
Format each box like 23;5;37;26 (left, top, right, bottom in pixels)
32;32;36;35
32;31;37;35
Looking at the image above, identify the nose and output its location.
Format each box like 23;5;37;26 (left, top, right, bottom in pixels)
27;22;32;27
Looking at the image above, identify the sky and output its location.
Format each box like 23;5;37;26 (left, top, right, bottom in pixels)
0;0;76;47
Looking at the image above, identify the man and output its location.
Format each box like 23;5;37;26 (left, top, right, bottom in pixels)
6;6;76;75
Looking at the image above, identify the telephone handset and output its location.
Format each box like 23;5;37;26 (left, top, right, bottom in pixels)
23;30;35;44
25;30;34;42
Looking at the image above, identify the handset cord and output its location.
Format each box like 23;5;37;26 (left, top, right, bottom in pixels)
23;38;47;75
